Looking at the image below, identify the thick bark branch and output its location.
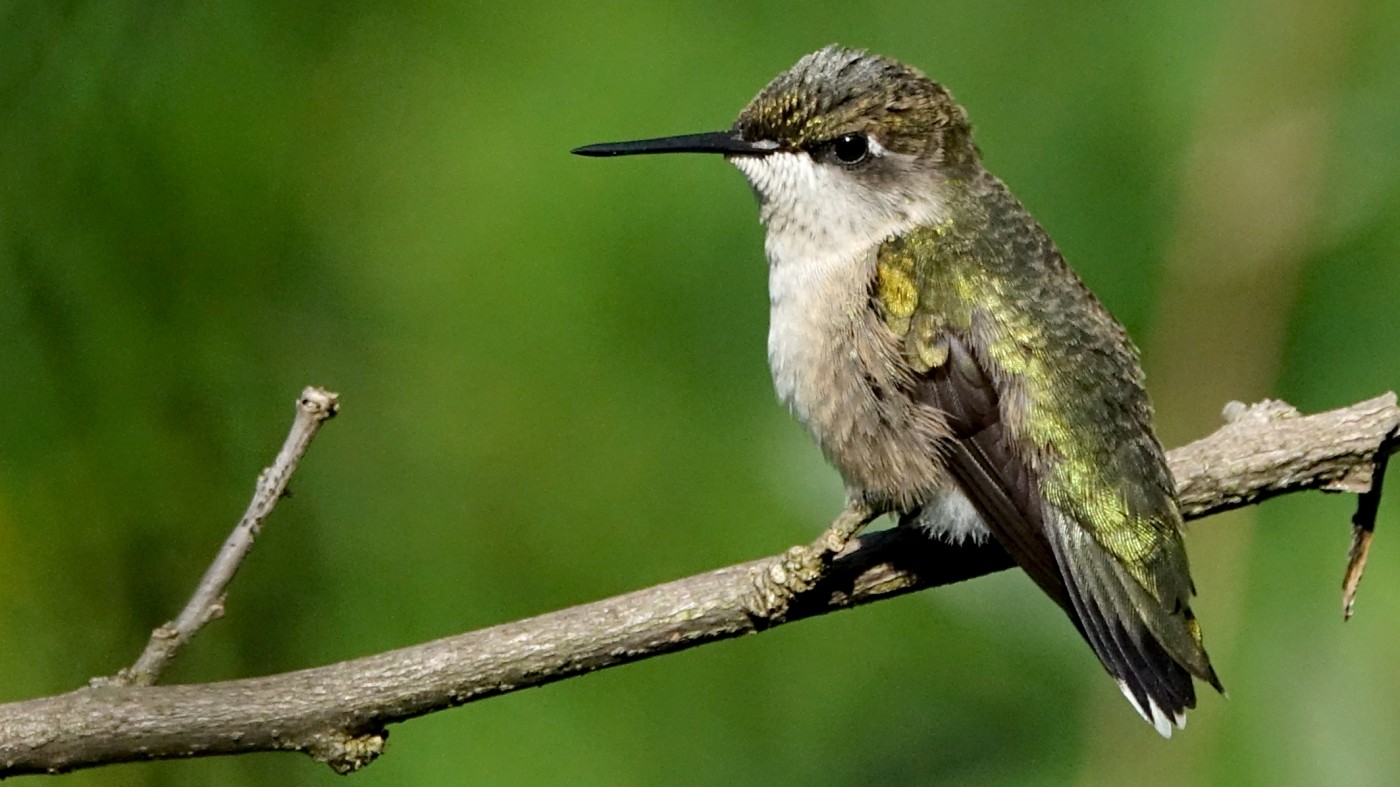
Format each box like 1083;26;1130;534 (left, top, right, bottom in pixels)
0;394;1394;778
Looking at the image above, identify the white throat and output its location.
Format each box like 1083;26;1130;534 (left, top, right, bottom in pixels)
729;151;946;447
731;149;941;264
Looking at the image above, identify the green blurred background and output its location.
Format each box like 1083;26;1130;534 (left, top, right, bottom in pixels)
3;1;1398;784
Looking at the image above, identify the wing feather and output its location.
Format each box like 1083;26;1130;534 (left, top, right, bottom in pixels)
916;331;1205;734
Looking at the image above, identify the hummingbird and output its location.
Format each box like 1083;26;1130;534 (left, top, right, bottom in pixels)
573;45;1222;736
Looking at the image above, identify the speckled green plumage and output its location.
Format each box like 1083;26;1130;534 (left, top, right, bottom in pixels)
877;207;1174;581
874;172;1214;677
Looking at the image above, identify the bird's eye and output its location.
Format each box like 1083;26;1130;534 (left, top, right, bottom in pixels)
831;133;870;164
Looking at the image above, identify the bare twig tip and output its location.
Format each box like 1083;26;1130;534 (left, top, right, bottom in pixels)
1343;447;1390;619
298;387;341;420
1222;398;1299;425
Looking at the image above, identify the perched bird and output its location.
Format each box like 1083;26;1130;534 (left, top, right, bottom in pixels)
574;45;1222;736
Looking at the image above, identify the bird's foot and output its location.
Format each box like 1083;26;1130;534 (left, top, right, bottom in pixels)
811;500;877;560
746;501;877;622
747;544;825;623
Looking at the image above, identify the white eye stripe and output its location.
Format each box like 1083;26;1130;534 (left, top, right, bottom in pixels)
868;136;919;168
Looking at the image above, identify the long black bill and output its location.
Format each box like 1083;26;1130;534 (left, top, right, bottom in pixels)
571;130;776;157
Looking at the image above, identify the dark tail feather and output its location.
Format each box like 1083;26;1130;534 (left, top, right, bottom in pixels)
1108;617;1197;736
1045;520;1211;737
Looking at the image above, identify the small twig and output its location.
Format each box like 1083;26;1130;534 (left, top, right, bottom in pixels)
107;387;340;687
1345;448;1389;620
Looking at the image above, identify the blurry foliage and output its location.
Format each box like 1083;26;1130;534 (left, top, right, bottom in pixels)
2;1;1398;785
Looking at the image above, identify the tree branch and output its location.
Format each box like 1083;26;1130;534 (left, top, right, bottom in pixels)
0;394;1394;777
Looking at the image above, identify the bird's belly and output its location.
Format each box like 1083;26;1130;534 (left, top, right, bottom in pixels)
767;291;951;512
912;488;992;543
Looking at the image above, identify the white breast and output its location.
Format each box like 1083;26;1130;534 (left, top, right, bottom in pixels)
731;149;957;510
731;151;940;437
765;239;866;429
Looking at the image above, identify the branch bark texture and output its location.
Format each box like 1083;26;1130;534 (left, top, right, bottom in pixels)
0;394;1394;778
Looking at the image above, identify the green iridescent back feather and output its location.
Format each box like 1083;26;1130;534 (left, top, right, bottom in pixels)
874;171;1213;668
